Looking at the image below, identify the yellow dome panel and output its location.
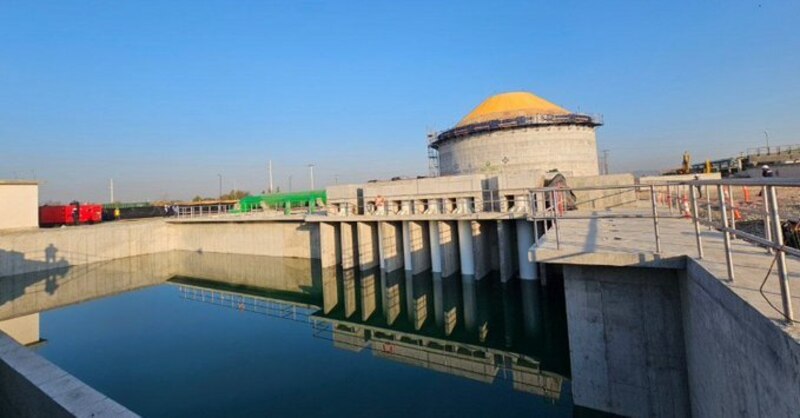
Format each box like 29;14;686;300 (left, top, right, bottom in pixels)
456;91;570;127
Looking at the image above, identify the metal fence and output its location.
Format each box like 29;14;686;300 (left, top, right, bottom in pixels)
175;204;236;218
526;178;800;323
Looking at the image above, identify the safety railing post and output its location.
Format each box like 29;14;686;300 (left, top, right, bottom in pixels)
667;184;673;214
550;190;561;250
705;185;712;230
728;185;737;235
717;185;735;281
690;184;704;259
766;186;794;323
762;185;773;254
649;185;662;253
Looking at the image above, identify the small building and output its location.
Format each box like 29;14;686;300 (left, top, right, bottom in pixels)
0;180;39;231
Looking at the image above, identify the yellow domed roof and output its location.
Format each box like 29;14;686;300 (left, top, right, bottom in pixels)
456;91;570;127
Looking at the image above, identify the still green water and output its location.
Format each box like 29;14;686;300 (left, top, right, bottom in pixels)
1;252;607;417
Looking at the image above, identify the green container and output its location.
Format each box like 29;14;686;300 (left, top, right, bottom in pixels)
237;190;326;213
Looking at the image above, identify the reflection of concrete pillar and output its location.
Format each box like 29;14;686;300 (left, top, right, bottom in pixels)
340;222;357;270
458;221;475;276
320;222;340;268
360;269;378;321
433;273;444;328
357;222;379;271
516;220;538;280
381;270;403;325
322;267;339;314
429;221;442;273
521;279;542;339
442;273;461;336
462;275;477;333
497;220;515;282
343;269;358;318
439;221;460;277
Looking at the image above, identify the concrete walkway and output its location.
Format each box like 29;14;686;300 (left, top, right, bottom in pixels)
532;209;800;341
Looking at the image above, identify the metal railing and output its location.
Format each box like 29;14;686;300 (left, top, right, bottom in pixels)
526;178;800;323
175;204;236;218
331;189;534;217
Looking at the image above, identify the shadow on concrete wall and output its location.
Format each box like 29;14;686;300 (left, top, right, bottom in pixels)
0;246;71;309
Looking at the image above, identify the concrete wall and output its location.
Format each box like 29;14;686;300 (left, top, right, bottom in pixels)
563;265;689;417
681;260;800;417
171;220;318;259
568;173;638;210
638;172;722;184
0;219;173;278
0;182;39;231
437;125;599;177
0;332;136;417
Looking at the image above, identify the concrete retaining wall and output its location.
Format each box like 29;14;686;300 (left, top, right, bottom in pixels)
0;332;137;417
681;260;800;417
563;265;690;417
172;221;318;259
0;219;173;278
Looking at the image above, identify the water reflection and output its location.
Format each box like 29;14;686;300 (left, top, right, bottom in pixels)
310;267;571;401
1;251;574;412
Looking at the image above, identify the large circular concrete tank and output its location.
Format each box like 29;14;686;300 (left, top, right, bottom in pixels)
431;92;602;177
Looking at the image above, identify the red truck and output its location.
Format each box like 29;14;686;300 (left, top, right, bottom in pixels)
39;204;103;227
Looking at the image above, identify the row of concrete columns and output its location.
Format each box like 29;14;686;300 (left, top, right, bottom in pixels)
319;219;539;281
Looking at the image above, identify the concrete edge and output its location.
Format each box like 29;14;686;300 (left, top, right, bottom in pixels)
0;332;139;417
531;246;686;269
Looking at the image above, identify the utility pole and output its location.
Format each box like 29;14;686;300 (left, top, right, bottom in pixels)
308;164;315;190
764;130;770;154
217;174;222;200
602;149;610;175
288;175;293;193
268;160;274;194
109;178;114;203
334;174;339;185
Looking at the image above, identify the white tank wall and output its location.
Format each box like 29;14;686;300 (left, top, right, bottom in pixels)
437;125;600;177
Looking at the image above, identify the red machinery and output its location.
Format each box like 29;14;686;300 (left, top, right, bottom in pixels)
39;204;103;227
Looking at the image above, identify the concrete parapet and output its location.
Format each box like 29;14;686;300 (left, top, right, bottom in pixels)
0;332;137;417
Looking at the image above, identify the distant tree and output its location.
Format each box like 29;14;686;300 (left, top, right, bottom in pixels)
220;190;250;200
192;195;204;202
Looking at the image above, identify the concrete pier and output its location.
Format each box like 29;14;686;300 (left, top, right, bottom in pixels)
438;221;460;278
429;221;442;274
497;221;515;282
319;222;340;269
380;222;404;273
457;221;475;276
516;219;537;280
340;222;358;270
356;222;379;271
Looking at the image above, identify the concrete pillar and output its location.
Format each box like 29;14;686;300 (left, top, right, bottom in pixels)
471;221;491;280
457;220;475;276
356;222;379;271
402;221;412;271
377;221;385;269
429;221;442;273
497;220;515;282
408;221;431;274
516;219;538;280
380;222;404;273
340;222;358;270
438;221;460;278
319;222;340;269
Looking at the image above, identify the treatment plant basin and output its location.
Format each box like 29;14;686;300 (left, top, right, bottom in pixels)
0;252;616;417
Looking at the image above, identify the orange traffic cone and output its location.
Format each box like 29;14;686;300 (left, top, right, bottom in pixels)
743;186;751;204
682;196;692;219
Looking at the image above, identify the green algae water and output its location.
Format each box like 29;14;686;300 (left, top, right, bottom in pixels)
1;252;610;417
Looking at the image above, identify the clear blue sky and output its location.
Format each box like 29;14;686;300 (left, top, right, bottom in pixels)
2;1;799;203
